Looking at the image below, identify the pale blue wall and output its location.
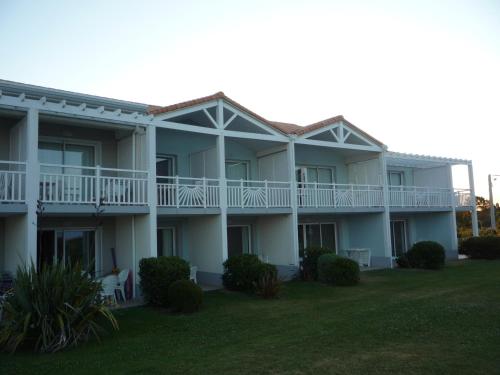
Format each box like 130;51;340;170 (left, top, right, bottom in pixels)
345;213;386;257
156;130;216;176
411;212;454;251
294;146;348;183
225;139;258;179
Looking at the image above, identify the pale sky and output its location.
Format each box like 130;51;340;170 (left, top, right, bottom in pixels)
1;0;499;199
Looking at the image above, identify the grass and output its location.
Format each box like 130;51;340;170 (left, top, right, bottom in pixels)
2;260;500;374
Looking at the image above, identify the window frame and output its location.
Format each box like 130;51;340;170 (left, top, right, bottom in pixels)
298;222;338;253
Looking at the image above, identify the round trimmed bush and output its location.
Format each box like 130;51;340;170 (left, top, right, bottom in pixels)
300;246;334;281
396;254;411;268
330;256;360;286
407;241;445;269
139;256;190;307
222;254;264;292
168;280;203;313
317;253;339;284
461;236;500;260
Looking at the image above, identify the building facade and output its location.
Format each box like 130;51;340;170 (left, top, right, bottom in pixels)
0;80;479;292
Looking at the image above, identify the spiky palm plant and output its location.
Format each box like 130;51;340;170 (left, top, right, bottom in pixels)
0;263;118;353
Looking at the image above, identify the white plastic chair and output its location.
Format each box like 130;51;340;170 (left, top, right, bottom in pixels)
190;266;198;284
99;275;118;305
115;269;129;301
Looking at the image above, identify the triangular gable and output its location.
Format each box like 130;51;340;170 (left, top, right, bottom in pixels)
302;120;382;149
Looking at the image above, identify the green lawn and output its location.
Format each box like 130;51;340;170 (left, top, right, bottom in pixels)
2;260;500;375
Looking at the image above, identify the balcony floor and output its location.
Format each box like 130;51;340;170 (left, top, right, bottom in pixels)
227;207;293;215
389;206;453;213
298;207;384;214
0;203;27;215
41;204;149;216
157;207;221;216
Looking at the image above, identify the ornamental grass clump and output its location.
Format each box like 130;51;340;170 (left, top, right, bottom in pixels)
0;263;118;353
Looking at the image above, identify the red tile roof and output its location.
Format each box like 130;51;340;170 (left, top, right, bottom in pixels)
149;92;384;146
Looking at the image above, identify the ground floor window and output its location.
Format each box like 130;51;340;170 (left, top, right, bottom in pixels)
157;227;176;257
227;225;251;258
37;229;95;271
298;223;337;252
390;220;407;257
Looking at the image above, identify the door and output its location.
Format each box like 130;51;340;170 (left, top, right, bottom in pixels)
157;227;176;257
297;223;337;252
227;226;251;258
390;220;407;257
37;230;96;271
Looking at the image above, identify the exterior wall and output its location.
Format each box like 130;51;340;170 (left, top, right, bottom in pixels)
38;122;118;168
0;120;15;160
4;215;29;273
413;166;450;188
157;217;190;260
294;145;348;183
386;166;414;185
256;214;296;266
347;158;381;185
407;212;456;255
0;218;4;270
257;150;289;182
187;215;224;285
225;139;259;179
156;129;216;177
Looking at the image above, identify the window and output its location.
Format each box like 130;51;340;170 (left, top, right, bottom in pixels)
296;166;335;186
37;230;95;272
156;155;176;183
225;160;249;181
39;140;96;177
388;171;404;186
227;225;251;258
298;223;337;252
157;227;176;257
390;220;407;257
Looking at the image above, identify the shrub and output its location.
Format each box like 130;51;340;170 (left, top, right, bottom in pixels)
300;246;334;281
168;280;203;313
0;263;118;353
461;236;500;260
139;256;189;307
406;241;445;269
331;257;360;286
254;263;281;299
396;254;411;268
222;254;264;292
317;253;339;284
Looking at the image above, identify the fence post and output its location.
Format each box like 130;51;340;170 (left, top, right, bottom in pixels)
265;180;269;208
240;179;244;208
96;165;101;205
203;177;207;208
175;175;180;208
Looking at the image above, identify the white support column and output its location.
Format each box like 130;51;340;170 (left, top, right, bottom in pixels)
287;137;299;266
488;174;496;229
379;151;393;267
26;108;39;267
146;124;157;257
447;164;459;252
216;99;228;262
468;162;479;236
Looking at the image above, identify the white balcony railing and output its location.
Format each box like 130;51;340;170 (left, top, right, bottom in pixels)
39;164;148;205
454;188;472;208
297;183;384;208
157;176;220;208
389;185;452;208
227;179;291;208
0;160;26;203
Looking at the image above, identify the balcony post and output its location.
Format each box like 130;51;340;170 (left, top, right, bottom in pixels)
175;175;180;208
468;162;479;236
447;164;459;252
25;108;39;269
203;177;207;208
95;165;101;205
379;152;393;267
488;175;496;229
240;179;244;208
265;180;269;208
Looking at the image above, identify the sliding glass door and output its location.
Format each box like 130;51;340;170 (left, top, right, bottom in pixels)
37;229;96;271
157;227;176;257
227;226;251;258
390;220;407;258
298;223;337;252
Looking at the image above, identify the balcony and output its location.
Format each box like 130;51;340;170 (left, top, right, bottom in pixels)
454;188;472;209
388;186;452;208
0;160;26;203
157;176;220;208
297;183;384;209
39;164;148;205
227;179;291;208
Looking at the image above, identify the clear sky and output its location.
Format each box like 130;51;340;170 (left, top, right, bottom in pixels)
1;0;499;199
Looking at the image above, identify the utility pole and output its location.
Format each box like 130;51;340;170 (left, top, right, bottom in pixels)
489;174;498;230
